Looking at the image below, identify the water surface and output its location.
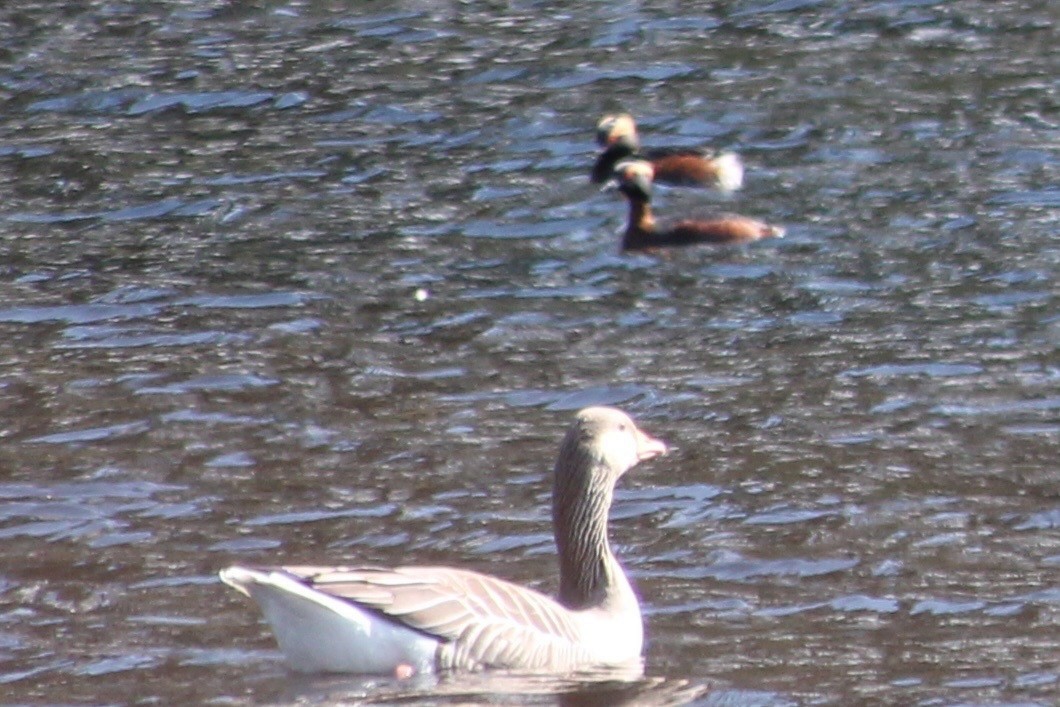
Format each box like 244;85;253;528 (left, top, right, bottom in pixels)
1;1;1057;704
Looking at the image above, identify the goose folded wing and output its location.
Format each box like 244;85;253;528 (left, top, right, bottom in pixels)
281;565;585;668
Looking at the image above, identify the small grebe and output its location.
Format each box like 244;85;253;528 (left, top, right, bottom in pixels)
591;113;744;191
608;159;783;252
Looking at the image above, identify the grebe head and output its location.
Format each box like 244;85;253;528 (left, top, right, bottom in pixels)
608;158;655;201
596;113;639;150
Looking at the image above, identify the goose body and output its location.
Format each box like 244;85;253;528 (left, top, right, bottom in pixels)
220;407;667;674
608;159;784;251
591;113;744;192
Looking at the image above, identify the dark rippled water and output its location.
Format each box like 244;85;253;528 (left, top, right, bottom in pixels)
1;1;1057;704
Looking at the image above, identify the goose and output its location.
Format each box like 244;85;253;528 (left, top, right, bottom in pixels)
608;158;784;251
219;406;667;675
591;113;744;192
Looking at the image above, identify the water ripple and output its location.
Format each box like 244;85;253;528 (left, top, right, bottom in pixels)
679;552;859;582
842;362;983;379
127;91;275;116
545;63;699;89
0;303;161;324
26;421;152;445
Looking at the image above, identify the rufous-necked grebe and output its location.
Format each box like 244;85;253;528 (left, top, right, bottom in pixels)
608;159;783;251
591;113;743;192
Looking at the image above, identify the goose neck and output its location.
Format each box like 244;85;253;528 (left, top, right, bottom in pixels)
552;457;620;609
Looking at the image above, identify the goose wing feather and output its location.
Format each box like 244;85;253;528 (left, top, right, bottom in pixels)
281;565;587;670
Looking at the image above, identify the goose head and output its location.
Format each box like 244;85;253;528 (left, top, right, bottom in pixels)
572;406;666;480
552;406;666;521
552;407;666;608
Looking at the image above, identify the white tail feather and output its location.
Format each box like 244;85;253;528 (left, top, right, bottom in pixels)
220;567;439;674
713;153;744;192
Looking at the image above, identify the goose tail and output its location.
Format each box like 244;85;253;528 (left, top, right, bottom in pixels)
220;566;438;674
